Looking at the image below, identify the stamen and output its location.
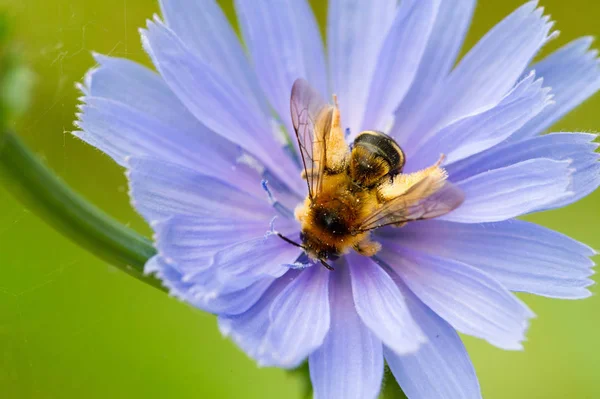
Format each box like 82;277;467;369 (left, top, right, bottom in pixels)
261;180;295;219
262;179;275;202
284;262;312;270
261;170;296;196
283;253;313;269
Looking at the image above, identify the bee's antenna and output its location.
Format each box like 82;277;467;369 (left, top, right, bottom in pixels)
276;233;335;271
277;233;305;249
320;259;335;271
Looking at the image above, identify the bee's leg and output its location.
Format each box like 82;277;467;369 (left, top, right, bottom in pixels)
320;259;335;271
325;95;350;172
353;236;382;257
378;154;447;201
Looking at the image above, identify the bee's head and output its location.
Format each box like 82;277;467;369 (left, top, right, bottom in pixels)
299;231;339;262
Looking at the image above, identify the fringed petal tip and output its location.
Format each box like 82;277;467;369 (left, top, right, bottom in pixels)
380;219;597;300
77;51;120;98
143;256;187;300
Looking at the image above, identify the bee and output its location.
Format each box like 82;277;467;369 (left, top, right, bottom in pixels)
282;79;464;270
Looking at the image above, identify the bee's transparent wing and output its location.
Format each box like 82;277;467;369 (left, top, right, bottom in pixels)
290;78;333;200
357;179;464;232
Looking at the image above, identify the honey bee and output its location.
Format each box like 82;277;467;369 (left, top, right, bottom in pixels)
282;79;464;270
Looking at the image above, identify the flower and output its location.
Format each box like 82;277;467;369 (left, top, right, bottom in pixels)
74;0;600;398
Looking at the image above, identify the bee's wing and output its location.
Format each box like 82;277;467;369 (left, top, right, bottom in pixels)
290;78;333;200
357;178;464;232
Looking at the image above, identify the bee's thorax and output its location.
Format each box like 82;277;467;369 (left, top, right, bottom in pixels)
295;173;378;260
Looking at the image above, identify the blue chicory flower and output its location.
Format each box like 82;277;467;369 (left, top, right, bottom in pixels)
74;1;600;398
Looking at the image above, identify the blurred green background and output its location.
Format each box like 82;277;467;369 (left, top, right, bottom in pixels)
0;0;599;398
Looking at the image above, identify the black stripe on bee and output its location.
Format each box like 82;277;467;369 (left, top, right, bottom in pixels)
353;131;405;174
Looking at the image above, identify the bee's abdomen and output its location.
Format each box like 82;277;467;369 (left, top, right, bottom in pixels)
350;131;405;187
353;131;405;171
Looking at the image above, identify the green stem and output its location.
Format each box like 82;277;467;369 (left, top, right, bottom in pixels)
0;130;164;291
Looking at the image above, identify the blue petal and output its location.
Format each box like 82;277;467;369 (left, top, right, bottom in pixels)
347;253;426;355
309;263;384;399
219;270;302;367
159;0;270;118
77;56;300;202
447;133;600;209
379;219;596;299
546;158;600;210
395;2;554;153
261;265;331;368
361;0;440;131
445;1;552;111
408;71;552;170
511;37;600;141
152;216;271;274
76;97;267;196
383;278;481;399
140;19;302;193
166;214;299;299
127;157;273;222
145;255;192;296
393;0;476;145
76;94;217;169
147;255;275;316
327;0;397;137
380;247;535;350
213;233;302;291
235;0;327;137
443;158;573;223
194;277;276;316
75;56;267;195
81;54;198;129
